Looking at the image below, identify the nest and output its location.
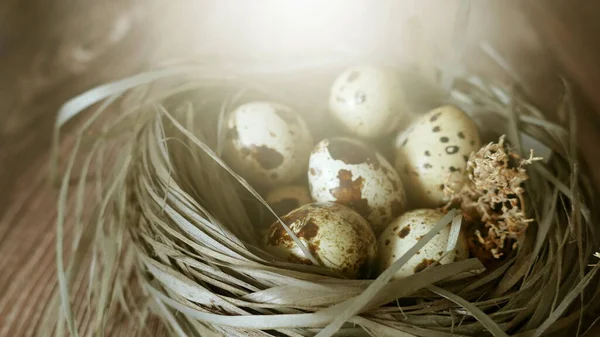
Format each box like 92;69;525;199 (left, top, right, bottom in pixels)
49;51;600;337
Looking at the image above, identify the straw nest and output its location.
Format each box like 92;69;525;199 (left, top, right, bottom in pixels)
51;51;600;337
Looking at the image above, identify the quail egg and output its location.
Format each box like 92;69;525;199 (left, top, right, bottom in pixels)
308;137;406;234
265;202;377;278
329;65;411;139
395;105;481;208
223;101;313;188
377;209;469;279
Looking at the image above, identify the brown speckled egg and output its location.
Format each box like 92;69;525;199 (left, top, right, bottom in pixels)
223;102;313;188
308;137;406;234
394;105;481;208
329;65;412;138
266;185;313;216
265;202;377;278
377;209;469;279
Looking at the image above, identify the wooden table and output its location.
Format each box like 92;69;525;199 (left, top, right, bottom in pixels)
1;2;599;336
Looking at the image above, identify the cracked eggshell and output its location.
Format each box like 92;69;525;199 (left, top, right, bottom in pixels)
377;209;469;279
329;65;411;139
223;102;313;188
266;185;313;216
308;137;406;234
265;202;377;278
395;105;481;208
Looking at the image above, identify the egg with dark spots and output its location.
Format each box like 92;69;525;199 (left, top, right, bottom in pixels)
394;105;481;208
308;138;406;234
223;102;313;188
377;209;469;279
266;185;312;216
264;202;377;278
329;65;412;139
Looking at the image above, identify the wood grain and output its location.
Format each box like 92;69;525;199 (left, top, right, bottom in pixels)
1;2;599;336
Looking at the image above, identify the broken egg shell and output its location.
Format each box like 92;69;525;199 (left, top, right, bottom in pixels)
377;209;469;279
394;105;481;208
264;202;377;279
329;65;411;139
223;101;313;188
308;137;406;234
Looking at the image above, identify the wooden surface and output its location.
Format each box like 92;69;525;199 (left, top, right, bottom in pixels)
1;2;600;336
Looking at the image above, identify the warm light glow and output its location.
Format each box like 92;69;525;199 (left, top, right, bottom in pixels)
155;1;429;58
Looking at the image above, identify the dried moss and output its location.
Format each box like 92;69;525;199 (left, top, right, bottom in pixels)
444;135;543;259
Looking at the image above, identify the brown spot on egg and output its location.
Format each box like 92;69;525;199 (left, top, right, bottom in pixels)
439;184;445;191
423;163;432;169
274;108;296;124
458;131;465;139
463;155;469;162
470;140;475;146
432;126;441;132
425;150;431;156
347;71;359;82
249;145;284;169
329;169;371;217
309;167;320;176
327;139;380;169
270;198;299;216
438;251;443;256
269;131;276;137
398;225;411;238
267;224;288;246
445;146;459;154
416;251;421;255
449;166;458;172
414;259;436;273
391;199;403;217
297;219;319;240
430;113;442;122
402;138;408;147
440;136;449;143
385;239;391;246
392;226;398;231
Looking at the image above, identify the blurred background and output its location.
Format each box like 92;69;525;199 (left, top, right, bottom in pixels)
1;1;599;336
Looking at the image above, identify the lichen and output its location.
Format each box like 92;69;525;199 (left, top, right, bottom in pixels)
443;135;542;259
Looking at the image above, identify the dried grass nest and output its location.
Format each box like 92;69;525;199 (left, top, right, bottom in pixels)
50;54;600;337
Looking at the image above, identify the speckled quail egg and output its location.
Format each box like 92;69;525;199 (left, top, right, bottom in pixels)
377;209;469;279
395;105;481;208
308;137;406;234
265;202;377;278
266;184;313;216
329;65;411;139
223;102;313;188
